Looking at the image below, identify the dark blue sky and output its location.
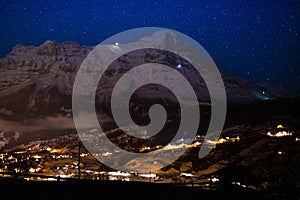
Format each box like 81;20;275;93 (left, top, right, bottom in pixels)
0;0;299;92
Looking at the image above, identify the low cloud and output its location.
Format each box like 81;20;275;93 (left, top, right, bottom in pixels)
0;116;76;132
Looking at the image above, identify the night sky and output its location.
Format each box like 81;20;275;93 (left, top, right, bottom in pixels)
0;0;299;92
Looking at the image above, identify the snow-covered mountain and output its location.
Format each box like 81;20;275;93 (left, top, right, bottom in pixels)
0;40;289;117
0;32;291;149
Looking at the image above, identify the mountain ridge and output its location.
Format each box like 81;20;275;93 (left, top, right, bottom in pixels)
0;39;291;116
0;38;293;149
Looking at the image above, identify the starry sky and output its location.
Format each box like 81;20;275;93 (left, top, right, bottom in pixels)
0;0;299;92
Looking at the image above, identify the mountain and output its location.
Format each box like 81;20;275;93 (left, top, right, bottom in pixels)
0;32;292;149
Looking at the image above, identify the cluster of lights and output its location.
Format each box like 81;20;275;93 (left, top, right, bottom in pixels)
206;136;240;148
267;124;293;137
267;131;293;137
106;171;157;181
140;135;241;152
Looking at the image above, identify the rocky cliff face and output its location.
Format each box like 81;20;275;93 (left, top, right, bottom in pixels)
0;40;92;118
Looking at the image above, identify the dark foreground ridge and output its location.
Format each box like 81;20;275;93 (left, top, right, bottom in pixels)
0;177;269;200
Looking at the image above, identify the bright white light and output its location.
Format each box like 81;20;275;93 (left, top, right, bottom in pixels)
108;171;131;177
267;131;293;137
176;64;182;69
140;173;156;178
115;42;119;46
181;173;193;177
55;174;67;178
211;177;219;182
